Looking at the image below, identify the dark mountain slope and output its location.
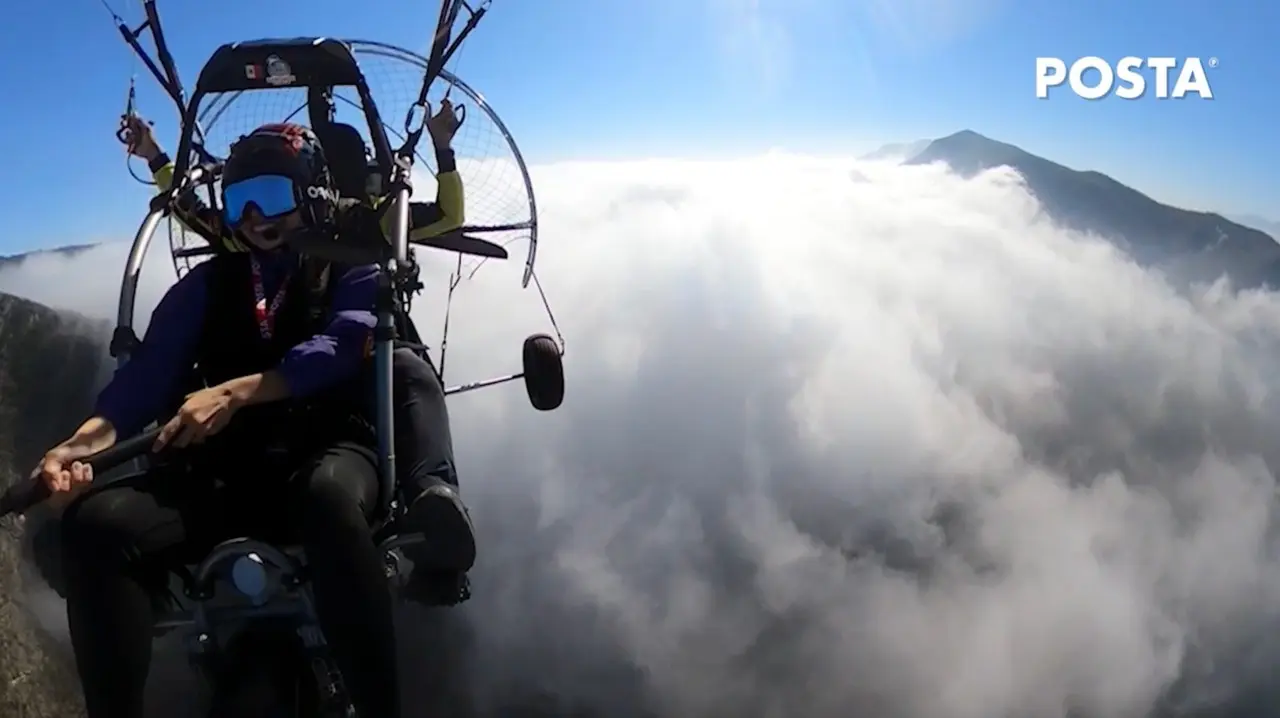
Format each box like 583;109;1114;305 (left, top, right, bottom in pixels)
0;293;110;474
908;130;1280;289
0;291;108;717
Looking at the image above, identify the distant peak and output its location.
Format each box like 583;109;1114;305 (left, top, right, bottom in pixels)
906;130;1037;176
937;129;989;142
927;130;1024;153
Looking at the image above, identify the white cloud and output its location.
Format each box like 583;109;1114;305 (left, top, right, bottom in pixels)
0;239;176;325
6;154;1280;716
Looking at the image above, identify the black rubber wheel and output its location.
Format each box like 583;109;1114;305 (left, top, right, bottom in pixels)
522;334;564;411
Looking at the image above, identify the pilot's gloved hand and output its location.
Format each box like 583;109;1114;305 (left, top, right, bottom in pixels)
120;114;162;162
427;98;462;150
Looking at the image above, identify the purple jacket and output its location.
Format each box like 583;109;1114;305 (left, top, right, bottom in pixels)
94;252;377;437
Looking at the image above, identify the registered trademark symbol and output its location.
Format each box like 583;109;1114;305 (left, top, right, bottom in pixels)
1209;57;1219;68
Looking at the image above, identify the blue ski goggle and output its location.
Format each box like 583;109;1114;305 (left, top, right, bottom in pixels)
222;174;298;226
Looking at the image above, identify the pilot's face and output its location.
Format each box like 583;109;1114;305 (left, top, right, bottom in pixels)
237;206;304;252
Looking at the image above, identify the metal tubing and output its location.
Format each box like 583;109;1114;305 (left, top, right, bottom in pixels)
115;209;166;366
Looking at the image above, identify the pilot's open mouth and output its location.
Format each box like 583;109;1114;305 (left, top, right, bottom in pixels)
243;221;286;243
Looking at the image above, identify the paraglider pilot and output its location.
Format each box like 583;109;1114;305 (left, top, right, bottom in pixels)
31;101;472;718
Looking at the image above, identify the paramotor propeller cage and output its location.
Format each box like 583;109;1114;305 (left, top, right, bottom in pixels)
93;4;563;712
110;4;562;529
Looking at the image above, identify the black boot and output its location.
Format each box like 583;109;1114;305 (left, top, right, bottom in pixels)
396;481;476;605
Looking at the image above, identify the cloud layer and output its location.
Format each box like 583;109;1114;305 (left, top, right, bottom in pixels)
6;154;1280;717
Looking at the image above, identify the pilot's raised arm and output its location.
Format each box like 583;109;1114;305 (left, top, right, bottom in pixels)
407;139;465;240
379;99;465;241
120;115;244;253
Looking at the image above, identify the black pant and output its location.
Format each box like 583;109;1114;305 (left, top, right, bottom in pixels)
388;345;459;495
60;441;400;718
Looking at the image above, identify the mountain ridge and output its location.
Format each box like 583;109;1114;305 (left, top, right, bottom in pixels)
0;244;98;271
901;130;1280;289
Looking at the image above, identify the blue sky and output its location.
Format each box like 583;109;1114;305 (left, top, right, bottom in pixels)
0;0;1273;252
